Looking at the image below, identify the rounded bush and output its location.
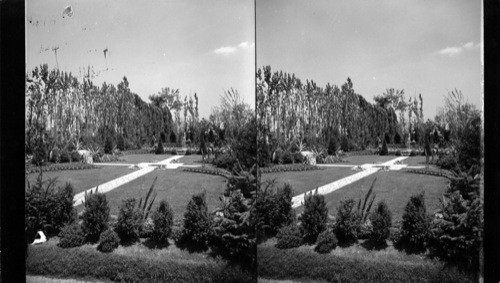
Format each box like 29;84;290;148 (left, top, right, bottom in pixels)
314;230;338;254
115;198;143;244
70;151;81;162
97;229;120;253
155;139;165;155
379;139;388;156
171;149;177;155
81;193;110;243
151;200;174;245
397;193;431;253
293;152;304;164
369;201;392;245
299;191;328;244
333;199;361;246
275;224;302;249
58;223;85;248
50;148;61;163
282;151;294;164
60;150;71;163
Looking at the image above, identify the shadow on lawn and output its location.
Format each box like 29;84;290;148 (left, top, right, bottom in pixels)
142;238;171;249
360;239;388;251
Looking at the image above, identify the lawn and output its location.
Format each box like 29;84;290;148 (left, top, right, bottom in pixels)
177;154;205;165
321;170;449;222
26;167;137;194
77;169;227;219
262;167;355;196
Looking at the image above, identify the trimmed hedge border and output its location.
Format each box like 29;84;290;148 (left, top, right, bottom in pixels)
257;245;475;283
27;245;254;282
26;163;98;174
260;164;323;174
406;169;453;179
347;150;379;156
183;167;231;177
121;148;151;155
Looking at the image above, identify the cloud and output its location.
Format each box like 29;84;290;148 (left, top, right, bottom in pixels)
213;41;254;55
438;41;481;57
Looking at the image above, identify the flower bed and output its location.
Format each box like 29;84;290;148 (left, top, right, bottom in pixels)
183;167;231;177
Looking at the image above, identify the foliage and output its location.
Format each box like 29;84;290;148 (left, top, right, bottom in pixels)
257;245;476;283
155;138;164;154
275;224;302;249
212;151;238;171
380;138;388;155
70;151;81;162
428;172;482;272
396;192;431;253
369;201;392;246
211;169;256;269
177;191;213;252
314;230;338;254
151;200;174;246
299;189;328;244
49;147;61;163
57;223;85;248
27;245;255;282
260;164;322;174
355;178;377;223
137;177;158;221
104;136;114;154
32;138;48;166
333;199;361;246
81;193;110;243
254;181;295;242
25;172;77;241
97;229;120;253
116;134;126;151
59;149;71;163
115;198;143;245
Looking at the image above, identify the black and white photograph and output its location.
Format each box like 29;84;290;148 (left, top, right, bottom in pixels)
24;0;257;282
4;0;491;282
255;0;483;282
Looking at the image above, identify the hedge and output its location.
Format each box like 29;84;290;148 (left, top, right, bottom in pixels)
26;163;97;174
27;245;254;282
260;164;323;174
257;246;475;283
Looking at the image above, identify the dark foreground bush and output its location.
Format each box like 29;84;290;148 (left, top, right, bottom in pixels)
27;245;254;282
333;199;361;247
177;192;213;252
396;192;431;253
151;200;174;246
299;190;328;244
58;223;85;248
275;225;302;249
314;230;337;254
257;245;475;283
81;193;110;243
115;198;143;245
97;229;120;253
369;201;392;246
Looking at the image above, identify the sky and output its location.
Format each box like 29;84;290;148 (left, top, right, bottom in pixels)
26;0;255;118
257;0;482;120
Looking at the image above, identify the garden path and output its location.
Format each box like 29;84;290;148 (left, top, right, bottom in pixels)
291;156;409;208
73;155;201;206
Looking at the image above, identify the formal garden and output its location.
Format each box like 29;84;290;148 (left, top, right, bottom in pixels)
254;66;483;282
25;65;257;282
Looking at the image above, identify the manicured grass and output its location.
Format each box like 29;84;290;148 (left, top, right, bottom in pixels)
343;155;398;165
401;155;429;166
80;169;227;219
26;167;138;194
177;155;206;165
262;167;355;196
321;171;449;222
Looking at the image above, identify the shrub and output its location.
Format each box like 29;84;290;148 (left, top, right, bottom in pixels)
185;148;192;155
104;137;114;154
299;190;328;244
115;198;143;245
211;170;256;269
81;193;110;243
70;151;81;162
380;138;388;155
50;147;61;163
170;149;177;155
59;149;71;163
396;192;431;253
58;223;85;248
293;152;304;164
178;191;213;252
271;183;296;231
32;139;47;166
97;229;120;253
116;134;126;151
151;200;174;245
340;136;349;152
212;152;237;170
369;201;392;246
282;150;294;164
333;199;361;246
327;138;338;155
275;224;302;249
25;174;77;240
155;138;164;154
436;153;458;171
314;230;338;254
395;149;402;156
428;174;482;272
169;131;177;143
